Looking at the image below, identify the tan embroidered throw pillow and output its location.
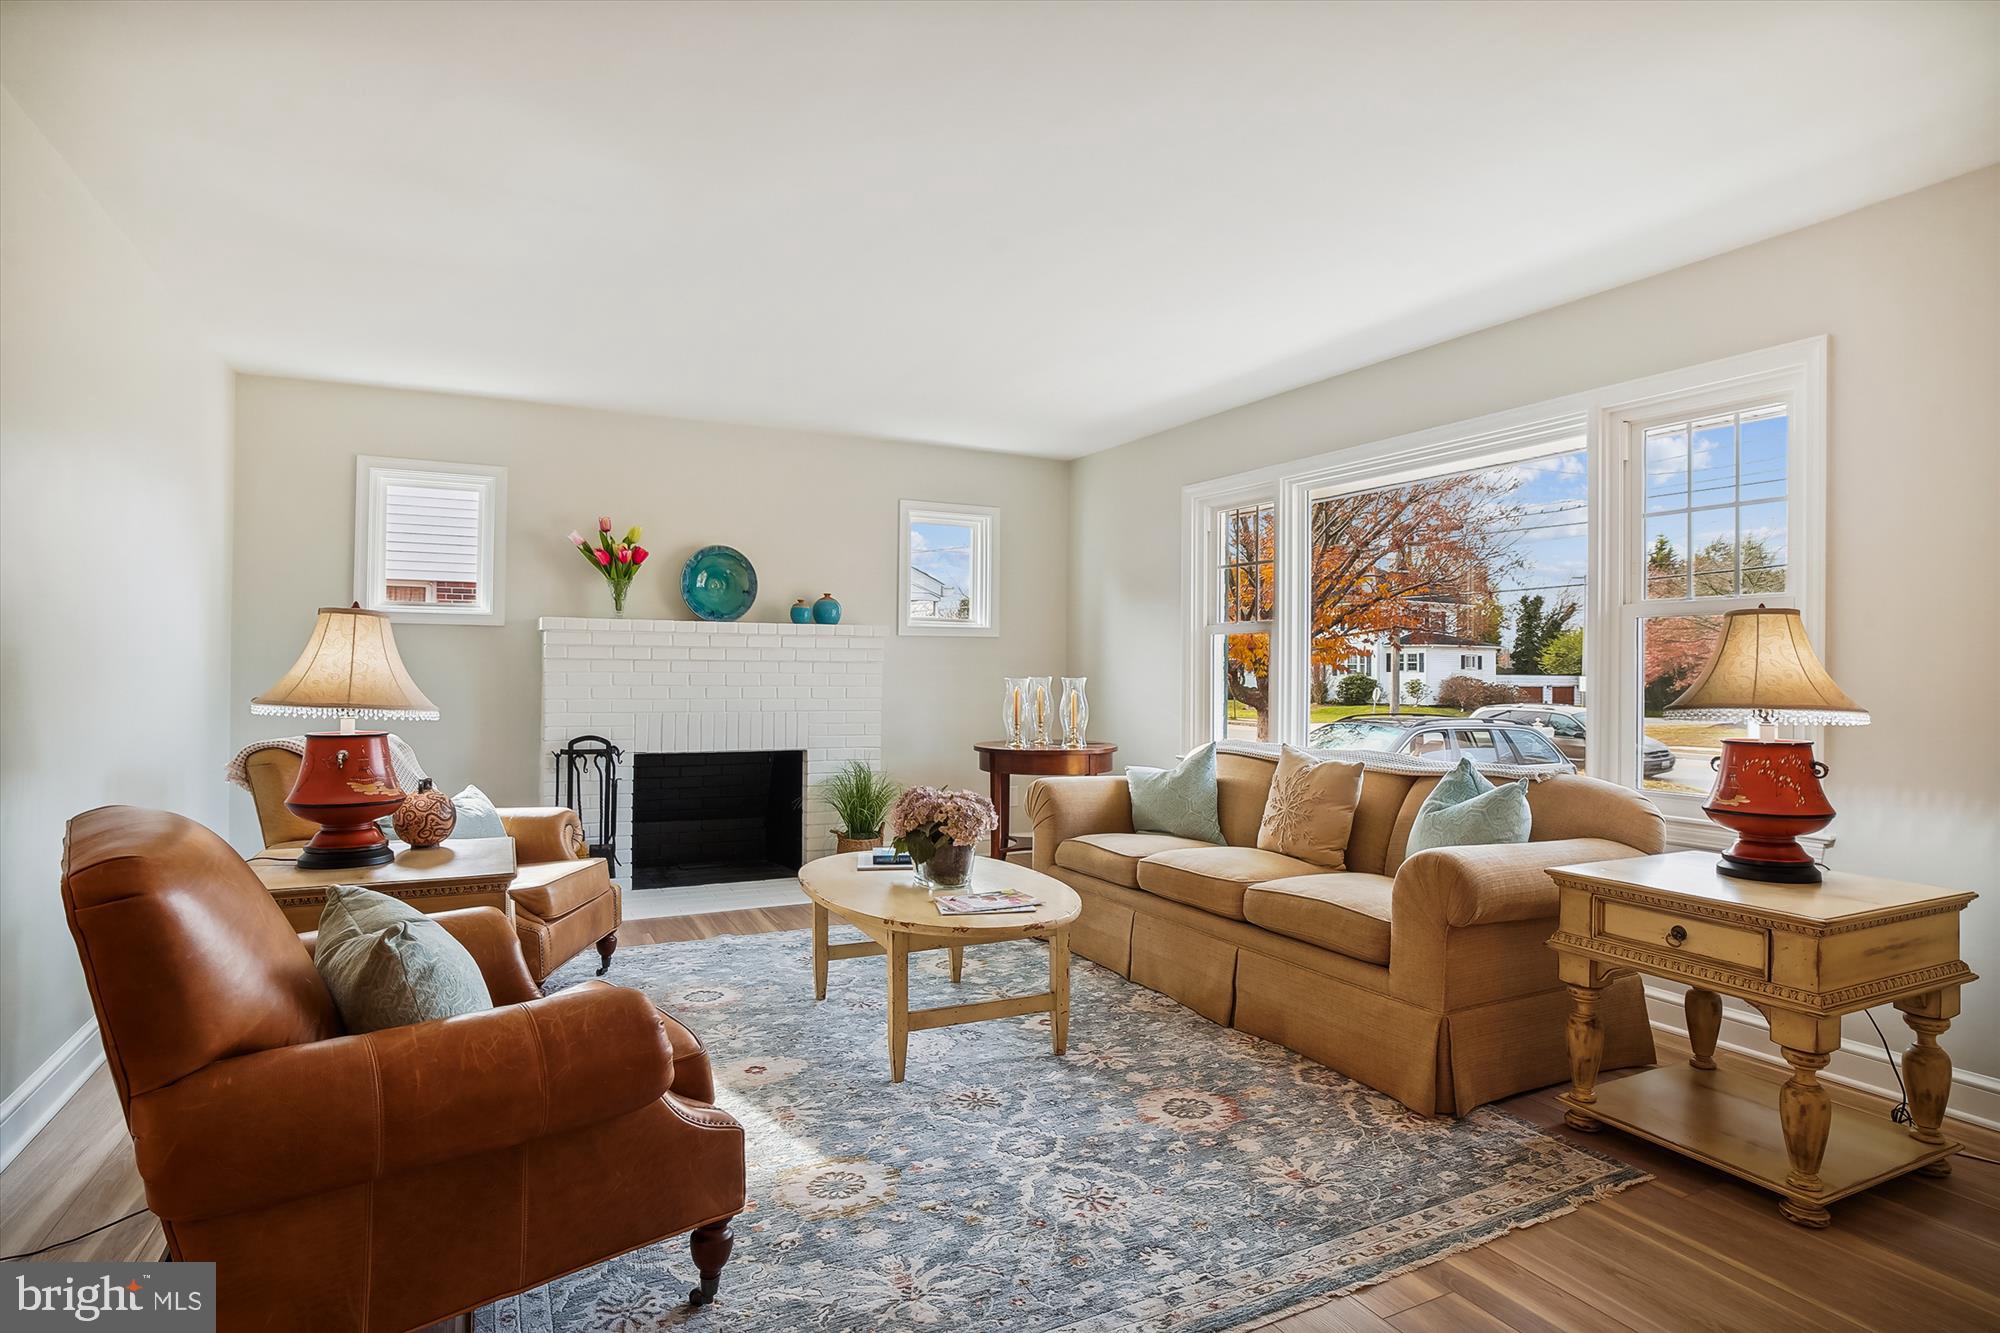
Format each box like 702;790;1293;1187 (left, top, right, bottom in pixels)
1256;746;1365;869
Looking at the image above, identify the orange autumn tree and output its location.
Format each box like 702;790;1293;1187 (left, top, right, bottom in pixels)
1222;475;1522;739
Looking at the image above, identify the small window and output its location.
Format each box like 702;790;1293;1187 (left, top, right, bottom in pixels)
1550;713;1586;739
354;457;506;625
900;500;997;635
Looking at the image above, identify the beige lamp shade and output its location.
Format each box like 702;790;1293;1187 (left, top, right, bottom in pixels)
251;605;439;722
1666;605;1867;726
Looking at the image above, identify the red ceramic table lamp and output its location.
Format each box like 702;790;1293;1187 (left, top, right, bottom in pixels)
1665;605;1867;884
251;605;439;869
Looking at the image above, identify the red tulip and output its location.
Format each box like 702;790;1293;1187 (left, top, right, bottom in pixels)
632;546;649;566
616;545;632;564
594;548;611;566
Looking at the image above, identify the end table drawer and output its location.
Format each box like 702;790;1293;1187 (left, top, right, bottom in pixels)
1599;900;1767;975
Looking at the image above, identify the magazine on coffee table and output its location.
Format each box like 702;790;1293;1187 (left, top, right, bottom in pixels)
932;890;1041;915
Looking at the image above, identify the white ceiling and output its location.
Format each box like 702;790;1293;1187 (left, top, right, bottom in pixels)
3;1;1996;458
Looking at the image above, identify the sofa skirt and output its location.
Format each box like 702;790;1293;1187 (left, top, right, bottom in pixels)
1046;866;1654;1116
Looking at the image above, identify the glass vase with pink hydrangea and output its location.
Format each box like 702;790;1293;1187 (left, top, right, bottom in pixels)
568;517;649;617
887;785;997;891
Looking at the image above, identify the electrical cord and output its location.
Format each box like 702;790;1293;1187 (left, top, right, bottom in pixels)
0;1207;149;1262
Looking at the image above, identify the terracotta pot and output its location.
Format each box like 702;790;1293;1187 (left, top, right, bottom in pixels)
834;833;881;854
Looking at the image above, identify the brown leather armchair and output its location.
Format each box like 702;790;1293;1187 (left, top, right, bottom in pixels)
238;743;621;982
62;806;743;1332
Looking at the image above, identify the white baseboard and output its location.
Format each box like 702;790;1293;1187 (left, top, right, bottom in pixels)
0;1021;105;1173
1644;984;2000;1133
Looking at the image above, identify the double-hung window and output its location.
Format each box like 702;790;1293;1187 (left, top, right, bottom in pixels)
1183;337;1826;838
1191;499;1276;742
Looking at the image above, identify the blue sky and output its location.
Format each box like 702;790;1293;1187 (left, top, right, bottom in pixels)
1489;447;1588;628
910;520;971;594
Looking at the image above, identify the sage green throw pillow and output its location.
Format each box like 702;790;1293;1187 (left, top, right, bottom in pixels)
1406;758;1531;856
314;884;491;1033
1128;743;1224;844
446;784;507;840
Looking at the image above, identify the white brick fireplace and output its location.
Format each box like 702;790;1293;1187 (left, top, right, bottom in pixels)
538;617;885;873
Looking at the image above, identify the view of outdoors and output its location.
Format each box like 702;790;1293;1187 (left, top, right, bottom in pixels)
1215;406;1789;795
908;519;975;622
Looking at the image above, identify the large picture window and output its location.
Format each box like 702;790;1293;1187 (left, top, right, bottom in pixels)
1183;338;1826;839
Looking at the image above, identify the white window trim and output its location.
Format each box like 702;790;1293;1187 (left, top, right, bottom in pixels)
899;499;998;636
1181;337;1829;839
353;456;507;626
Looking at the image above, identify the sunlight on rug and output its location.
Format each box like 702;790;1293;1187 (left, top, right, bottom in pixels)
475;929;1644;1332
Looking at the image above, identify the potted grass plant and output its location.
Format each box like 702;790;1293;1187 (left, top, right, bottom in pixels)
818;761;902;853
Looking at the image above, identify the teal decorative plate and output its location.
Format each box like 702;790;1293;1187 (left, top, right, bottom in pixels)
680;545;757;621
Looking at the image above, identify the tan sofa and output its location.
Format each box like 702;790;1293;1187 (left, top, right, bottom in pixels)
1027;750;1662;1115
239;743;622;983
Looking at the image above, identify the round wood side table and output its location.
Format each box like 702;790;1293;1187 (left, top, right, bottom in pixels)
974;741;1118;859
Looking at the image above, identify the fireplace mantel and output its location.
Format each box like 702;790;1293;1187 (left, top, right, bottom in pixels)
539;616;885;868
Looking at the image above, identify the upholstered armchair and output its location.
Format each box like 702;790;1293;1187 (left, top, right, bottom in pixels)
62;806;743;1332
236;742;621;981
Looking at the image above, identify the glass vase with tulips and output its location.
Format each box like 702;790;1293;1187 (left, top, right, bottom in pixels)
569;517;650;616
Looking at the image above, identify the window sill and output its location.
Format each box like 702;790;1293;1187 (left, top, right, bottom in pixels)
1660;813;1832;857
370;605;505;627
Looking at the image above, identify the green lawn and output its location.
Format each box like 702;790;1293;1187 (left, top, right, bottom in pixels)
1309;704;1463;724
1227;701;1466;724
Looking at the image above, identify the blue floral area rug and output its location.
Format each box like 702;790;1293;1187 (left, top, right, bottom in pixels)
476;928;1644;1332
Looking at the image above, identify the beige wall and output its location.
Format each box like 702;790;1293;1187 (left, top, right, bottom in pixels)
0;91;233;1104
229;377;1069;848
1070;166;2000;1084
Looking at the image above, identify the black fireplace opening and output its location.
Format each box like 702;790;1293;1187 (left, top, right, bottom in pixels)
632;750;805;890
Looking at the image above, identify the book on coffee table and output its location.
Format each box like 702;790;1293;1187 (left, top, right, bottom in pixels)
855;849;914;870
932;890;1042;915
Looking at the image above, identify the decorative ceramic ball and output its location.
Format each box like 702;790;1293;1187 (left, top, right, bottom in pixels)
393;777;457;847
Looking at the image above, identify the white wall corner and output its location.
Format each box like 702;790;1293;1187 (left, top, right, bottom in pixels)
1644;984;1999;1134
0;1020;105;1173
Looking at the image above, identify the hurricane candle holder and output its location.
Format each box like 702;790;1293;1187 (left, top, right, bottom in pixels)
1060;677;1090;747
1026;676;1054;746
1002;677;1029;748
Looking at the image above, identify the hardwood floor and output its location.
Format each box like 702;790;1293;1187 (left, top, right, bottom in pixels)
7;906;1997;1331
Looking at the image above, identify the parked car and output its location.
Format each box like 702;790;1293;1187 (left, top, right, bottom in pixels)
1468;703;1674;777
1306;714;1574;770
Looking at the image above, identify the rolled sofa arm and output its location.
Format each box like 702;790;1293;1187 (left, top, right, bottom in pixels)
1026;775;1135;872
499;806;588;864
1388;838;1648;1007
128;982;672;1221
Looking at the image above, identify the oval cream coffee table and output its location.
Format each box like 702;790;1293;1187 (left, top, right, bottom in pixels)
797;853;1082;1082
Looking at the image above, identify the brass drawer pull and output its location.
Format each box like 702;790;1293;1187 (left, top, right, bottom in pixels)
1666;925;1688;948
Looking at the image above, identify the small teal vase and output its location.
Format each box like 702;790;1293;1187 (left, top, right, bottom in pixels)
812;592;842;625
789;599;812;624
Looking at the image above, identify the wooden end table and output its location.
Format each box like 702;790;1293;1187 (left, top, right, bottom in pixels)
974;741;1117;858
797;852;1082;1082
248;837;519;932
1547;850;1976;1228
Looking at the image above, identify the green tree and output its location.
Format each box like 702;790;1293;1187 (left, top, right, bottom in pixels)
1540;626;1584;676
1507;595;1545;675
